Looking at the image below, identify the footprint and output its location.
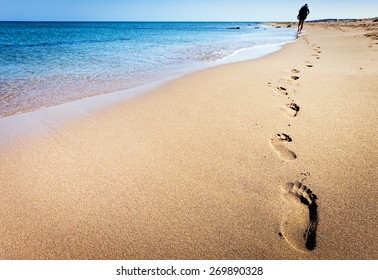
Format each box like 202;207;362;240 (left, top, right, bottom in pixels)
312;45;321;53
291;68;300;74
291;76;300;81
279;181;318;252
306;63;313;68
270;133;297;160
284;102;300;117
274;86;288;96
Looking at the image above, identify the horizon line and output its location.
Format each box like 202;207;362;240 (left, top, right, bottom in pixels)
1;17;375;23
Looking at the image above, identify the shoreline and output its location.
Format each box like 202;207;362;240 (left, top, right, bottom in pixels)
0;20;377;260
0;22;296;119
0;34;296;151
0;39;293;120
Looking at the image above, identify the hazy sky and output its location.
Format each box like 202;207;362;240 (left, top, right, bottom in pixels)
1;0;377;21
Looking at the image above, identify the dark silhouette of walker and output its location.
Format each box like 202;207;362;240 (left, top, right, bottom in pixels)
297;4;310;34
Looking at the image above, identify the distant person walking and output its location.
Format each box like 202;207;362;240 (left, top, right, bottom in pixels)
297;4;310;34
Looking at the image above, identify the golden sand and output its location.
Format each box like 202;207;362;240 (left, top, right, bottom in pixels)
0;20;377;259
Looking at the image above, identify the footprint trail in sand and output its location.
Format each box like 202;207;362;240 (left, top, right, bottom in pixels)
266;36;321;253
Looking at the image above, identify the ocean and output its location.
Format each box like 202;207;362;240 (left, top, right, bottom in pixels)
0;22;296;117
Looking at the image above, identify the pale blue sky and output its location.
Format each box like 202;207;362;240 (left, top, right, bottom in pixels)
0;0;377;21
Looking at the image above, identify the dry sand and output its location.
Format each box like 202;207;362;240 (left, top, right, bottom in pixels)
0;20;377;260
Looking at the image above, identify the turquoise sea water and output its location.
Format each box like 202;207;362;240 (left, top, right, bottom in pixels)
0;22;296;117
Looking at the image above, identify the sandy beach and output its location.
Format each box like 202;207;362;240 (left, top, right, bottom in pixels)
0;20;377;260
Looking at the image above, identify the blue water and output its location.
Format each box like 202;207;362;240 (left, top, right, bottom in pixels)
0;22;296;117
